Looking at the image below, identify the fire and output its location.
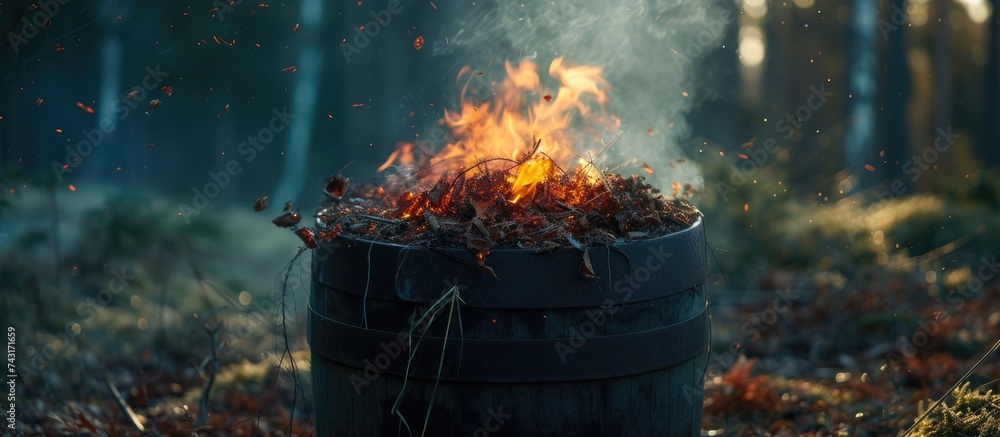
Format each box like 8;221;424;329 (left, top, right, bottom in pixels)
380;56;620;202
301;58;700;254
508;156;553;203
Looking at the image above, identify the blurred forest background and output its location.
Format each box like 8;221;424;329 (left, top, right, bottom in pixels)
1;0;999;435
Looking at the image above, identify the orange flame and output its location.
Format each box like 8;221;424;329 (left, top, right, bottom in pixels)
381;57;620;203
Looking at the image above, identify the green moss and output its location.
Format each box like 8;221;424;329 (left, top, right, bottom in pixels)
910;382;1000;437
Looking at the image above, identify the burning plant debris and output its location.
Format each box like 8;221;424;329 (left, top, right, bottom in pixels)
286;151;699;261
277;56;700;255
310;151;699;252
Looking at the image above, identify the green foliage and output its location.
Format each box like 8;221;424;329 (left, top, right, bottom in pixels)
911;382;1000;437
697;151;798;286
74;193;222;272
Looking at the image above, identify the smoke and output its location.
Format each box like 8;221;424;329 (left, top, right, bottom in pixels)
423;0;729;192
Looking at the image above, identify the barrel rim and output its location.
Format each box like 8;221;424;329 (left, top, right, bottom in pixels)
320;215;704;252
313;216;707;307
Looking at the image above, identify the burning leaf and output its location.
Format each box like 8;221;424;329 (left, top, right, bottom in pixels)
414;35;425;50
218;103;230;117
293;22;300;31
295;228;318;249
642;163;654;174
737;153;749;160
67;184;76;192
162;85;173;96
543;94;552;102
742;137;756;150
253;196;268;212
744;203;749;212
423;210;441;232
148;99;161;110
272;211;301;228
470;217;491;240
324;174;350;198
647;128;654;136
75;102;94;114
580;248;598;279
865;164;875;172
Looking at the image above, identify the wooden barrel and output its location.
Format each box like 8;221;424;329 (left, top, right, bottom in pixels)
309;218;709;436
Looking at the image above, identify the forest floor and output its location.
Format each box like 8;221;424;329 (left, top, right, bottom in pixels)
3;186;1000;436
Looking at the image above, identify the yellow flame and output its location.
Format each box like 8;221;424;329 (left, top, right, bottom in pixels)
508;158;553;203
382;56;619;201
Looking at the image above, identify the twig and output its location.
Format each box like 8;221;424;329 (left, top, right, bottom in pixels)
105;377;146;432
449;156;520;185
198;322;221;427
252;246;308;436
391;286;465;436
537;151;569;178
358;213;404;226
186;251;214;310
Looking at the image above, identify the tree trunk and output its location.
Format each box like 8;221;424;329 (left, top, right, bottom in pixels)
845;0;878;192
272;0;324;204
881;0;910;185
980;0;1000;166
928;0;952;188
83;0;123;179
